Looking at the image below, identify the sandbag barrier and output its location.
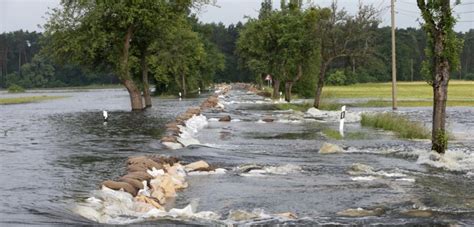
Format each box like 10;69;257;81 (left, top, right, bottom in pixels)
100;156;220;213
95;84;232;215
161;84;232;150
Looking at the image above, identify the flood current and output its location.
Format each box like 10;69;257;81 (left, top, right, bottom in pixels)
0;87;473;225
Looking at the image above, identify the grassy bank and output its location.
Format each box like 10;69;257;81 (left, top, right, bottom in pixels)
0;96;68;105
361;112;430;139
322;81;474;100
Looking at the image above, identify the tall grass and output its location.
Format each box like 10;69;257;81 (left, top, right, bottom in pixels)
361;112;430;139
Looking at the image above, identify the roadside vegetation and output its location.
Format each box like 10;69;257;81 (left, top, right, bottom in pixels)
361;113;430;139
7;84;25;93
322;128;367;140
0;96;67;105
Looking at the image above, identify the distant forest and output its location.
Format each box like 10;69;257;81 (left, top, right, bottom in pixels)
1;24;473;92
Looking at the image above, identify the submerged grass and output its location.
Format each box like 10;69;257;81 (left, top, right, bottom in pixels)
323;128;368;140
0;96;67;105
361;112;430;139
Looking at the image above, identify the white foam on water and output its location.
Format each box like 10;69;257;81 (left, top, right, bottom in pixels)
276;119;303;124
306;107;362;123
74;187;221;224
396;178;416;182
416;148;474;172
231;119;241;122
351;176;377;181
257;120;266;124
208;118;219;122
240;164;302;177
166;115;208;150
187;168;227;176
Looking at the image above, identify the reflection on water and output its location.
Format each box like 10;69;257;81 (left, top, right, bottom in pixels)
0;88;473;225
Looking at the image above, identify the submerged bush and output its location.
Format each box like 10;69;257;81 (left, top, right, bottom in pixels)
361;112;430;139
7;84;25;93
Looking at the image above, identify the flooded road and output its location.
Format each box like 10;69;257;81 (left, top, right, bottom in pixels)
1;87;473;225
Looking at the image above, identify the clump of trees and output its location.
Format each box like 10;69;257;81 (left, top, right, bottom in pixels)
237;0;326;102
42;0;222;111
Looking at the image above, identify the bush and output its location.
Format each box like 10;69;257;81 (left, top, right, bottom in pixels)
327;70;347;85
361;112;429;139
7;84;25;93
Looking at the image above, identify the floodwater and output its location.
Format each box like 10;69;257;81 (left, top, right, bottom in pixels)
1;88;473;225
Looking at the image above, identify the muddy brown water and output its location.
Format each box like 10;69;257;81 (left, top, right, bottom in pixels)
0;88;473;225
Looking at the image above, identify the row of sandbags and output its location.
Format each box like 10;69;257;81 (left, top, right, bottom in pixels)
160;84;232;148
101;156;214;211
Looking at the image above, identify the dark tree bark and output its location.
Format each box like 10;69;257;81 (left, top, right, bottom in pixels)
140;51;152;108
272;79;280;99
120;25;143;111
313;62;328;108
284;65;303;103
181;73;186;97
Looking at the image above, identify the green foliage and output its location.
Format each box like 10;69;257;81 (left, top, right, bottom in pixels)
322;128;343;140
327;70;347;85
237;4;323;97
361;113;430;139
434;130;449;149
417;0;464;85
7;84;25;93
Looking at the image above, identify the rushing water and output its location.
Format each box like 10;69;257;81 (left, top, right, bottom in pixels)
0;88;473;225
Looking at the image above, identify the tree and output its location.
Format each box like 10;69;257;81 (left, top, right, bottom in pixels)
417;0;463;153
313;1;380;108
43;1;201;111
237;0;324;101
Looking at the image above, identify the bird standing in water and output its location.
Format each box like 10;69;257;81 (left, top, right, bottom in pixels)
103;111;108;122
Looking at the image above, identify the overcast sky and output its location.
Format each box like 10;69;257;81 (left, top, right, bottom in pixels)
1;0;473;33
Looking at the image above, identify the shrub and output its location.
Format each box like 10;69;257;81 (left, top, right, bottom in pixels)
327;70;347;85
361;112;430;139
7;84;25;93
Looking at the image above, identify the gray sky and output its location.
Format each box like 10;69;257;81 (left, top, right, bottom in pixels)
1;0;473;33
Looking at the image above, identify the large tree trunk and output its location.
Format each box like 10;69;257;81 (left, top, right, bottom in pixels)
120;25;143;111
284;65;303;103
313;63;328;108
272;79;280;99
181;73;186;97
140;52;152;108
284;81;293;102
431;39;450;154
123;79;144;111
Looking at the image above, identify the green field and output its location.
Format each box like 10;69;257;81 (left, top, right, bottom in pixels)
322;81;474;100
0;96;68;105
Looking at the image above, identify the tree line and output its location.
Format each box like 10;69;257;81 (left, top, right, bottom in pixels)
1;1;472;105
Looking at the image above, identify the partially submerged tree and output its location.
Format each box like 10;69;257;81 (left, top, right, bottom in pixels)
43;0;211;111
417;0;463;153
237;0;324;102
313;1;380;108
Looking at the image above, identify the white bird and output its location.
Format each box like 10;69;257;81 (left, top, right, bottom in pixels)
103;110;108;122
